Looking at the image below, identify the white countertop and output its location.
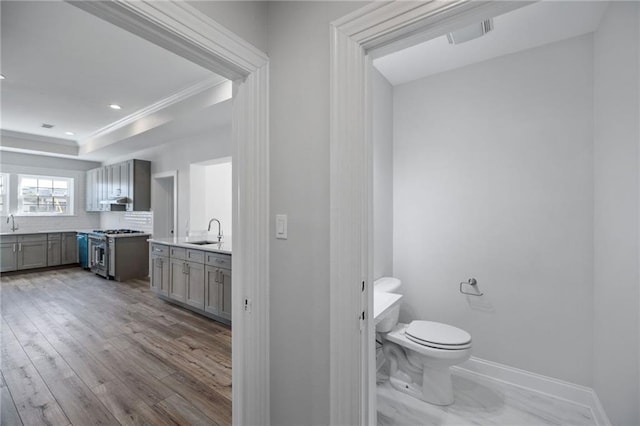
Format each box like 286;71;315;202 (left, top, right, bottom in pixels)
0;230;150;238
1;229;96;237
148;237;232;255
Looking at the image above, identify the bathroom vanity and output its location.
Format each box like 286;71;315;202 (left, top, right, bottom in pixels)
148;237;232;325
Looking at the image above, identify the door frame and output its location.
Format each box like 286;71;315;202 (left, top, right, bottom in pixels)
68;2;270;424
152;170;178;238
329;1;531;423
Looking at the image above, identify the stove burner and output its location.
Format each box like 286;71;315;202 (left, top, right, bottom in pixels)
92;229;144;235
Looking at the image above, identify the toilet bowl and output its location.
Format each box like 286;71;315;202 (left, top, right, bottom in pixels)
373;277;472;406
383;321;471;405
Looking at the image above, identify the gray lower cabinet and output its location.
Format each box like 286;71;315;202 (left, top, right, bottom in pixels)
169;258;187;302
204;265;232;321
185;261;205;310
1;232;78;272
151;243;231;324
61;232;78;264
17;235;48;270
47;234;62;266
0;240;18;272
150;254;170;296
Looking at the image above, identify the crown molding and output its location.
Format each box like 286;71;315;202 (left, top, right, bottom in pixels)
79;76;227;146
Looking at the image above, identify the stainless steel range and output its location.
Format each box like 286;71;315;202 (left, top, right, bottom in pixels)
89;229;150;281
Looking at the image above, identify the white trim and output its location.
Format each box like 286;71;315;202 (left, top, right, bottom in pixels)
330;1;536;424
453;357;611;426
82;77;228;145
152;170;178;239
69;2;270;424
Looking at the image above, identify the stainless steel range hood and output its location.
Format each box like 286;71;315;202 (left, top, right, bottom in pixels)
99;197;129;211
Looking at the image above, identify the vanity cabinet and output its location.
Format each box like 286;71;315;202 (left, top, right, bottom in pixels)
149;242;231;324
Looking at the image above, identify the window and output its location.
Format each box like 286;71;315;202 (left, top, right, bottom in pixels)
0;173;8;214
17;175;74;215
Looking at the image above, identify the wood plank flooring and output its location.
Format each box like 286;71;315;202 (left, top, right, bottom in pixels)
0;267;232;426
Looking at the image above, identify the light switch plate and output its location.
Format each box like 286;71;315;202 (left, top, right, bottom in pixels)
276;214;287;239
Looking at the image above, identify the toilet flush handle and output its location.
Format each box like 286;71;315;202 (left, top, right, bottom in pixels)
459;278;483;296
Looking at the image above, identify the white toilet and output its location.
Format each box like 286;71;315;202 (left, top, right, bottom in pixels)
374;277;472;406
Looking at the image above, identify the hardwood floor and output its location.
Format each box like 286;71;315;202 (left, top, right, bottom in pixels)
0;267;232;425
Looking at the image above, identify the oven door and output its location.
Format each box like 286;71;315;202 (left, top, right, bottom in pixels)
89;236;108;277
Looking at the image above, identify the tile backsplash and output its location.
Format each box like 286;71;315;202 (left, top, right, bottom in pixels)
0;213;100;234
100;211;153;234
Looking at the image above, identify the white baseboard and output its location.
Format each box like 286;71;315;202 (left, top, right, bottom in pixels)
452;357;611;426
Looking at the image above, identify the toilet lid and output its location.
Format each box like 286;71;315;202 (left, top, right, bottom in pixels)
405;321;471;349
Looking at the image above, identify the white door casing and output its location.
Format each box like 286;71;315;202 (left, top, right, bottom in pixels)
329;1;531;424
69;1;270;424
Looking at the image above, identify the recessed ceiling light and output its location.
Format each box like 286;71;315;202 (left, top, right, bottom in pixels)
109;104;122;110
65;131;75;136
41;123;54;129
0;74;5;80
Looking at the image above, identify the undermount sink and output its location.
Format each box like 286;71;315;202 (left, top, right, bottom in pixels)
186;240;220;246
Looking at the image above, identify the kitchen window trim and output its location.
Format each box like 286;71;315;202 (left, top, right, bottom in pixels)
15;173;75;217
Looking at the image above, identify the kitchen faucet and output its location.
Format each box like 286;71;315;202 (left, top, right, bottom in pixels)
6;214;17;232
207;218;223;242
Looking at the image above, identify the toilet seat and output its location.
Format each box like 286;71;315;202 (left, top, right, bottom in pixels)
405;321;472;350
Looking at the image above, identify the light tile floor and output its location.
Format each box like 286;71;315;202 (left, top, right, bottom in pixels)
377;372;596;426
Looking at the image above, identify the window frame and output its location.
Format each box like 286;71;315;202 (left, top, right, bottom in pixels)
16;174;75;216
0;173;9;215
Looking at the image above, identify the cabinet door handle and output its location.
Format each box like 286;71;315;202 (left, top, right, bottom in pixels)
12;243;16;252
18;243;22;252
217;269;222;283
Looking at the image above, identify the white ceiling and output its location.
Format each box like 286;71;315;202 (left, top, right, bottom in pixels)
0;0;230;161
373;1;610;86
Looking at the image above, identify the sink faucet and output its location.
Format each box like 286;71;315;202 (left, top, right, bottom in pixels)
6;214;17;232
207;218;223;242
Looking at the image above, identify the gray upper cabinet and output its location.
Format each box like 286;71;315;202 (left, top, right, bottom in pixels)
86;159;150;212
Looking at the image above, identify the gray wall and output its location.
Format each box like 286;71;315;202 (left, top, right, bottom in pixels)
108;124;232;238
593;3;640;425
186;1;268;54
266;2;367;425
392;35;595;386
372;68;394;280
0;152;100;233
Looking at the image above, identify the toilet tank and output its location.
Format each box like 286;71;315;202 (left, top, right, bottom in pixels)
374;277;402;293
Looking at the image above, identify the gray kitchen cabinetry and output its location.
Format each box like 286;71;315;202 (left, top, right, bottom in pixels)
150;243;169;296
204;252;232;321
185;260;205;310
1;232;78;272
85;159;150;212
0;236;18;272
16;234;48;270
61;232;78;264
169;257;187;302
150;242;231;324
47;233;62;266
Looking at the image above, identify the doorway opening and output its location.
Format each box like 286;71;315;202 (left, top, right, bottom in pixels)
152;171;177;238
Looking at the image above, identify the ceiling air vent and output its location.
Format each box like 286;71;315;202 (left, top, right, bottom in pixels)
41;123;54;129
